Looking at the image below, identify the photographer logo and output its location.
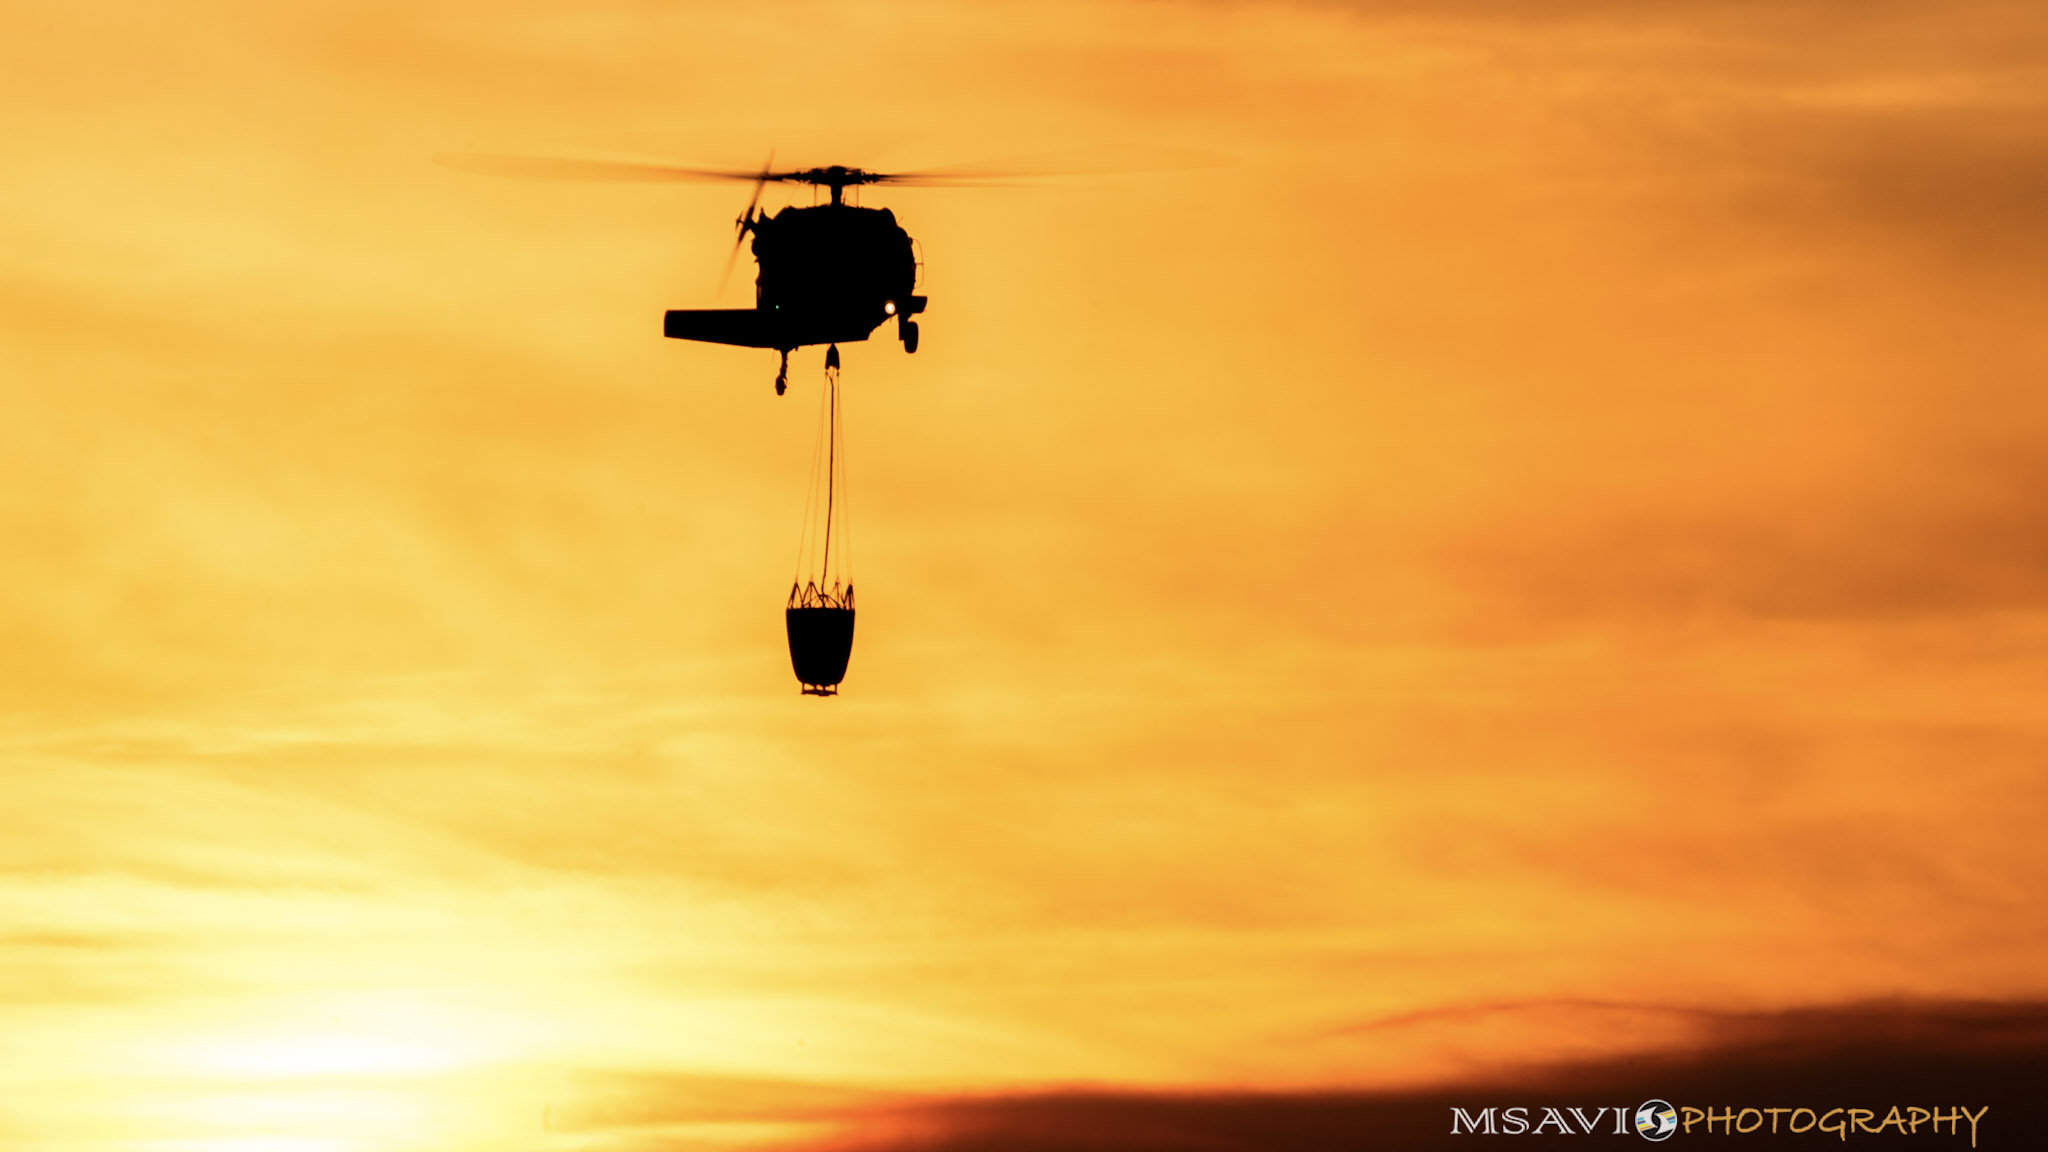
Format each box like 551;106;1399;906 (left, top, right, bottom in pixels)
1634;1100;1677;1142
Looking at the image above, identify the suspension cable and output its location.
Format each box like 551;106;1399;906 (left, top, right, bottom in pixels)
789;354;852;609
821;366;837;579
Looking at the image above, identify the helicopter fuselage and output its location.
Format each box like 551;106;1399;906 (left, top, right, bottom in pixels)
664;202;925;353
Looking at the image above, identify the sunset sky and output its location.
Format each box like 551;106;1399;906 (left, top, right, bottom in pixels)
4;2;2047;1149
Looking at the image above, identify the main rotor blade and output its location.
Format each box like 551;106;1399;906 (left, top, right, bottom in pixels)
885;145;1235;183
433;152;767;184
437;145;1233;192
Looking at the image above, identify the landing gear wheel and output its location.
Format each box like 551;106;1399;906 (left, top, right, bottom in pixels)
775;348;789;395
900;319;920;354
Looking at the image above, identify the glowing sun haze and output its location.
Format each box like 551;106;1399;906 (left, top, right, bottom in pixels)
3;0;2046;1148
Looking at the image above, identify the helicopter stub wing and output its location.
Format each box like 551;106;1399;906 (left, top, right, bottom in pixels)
664;308;895;351
663;309;783;348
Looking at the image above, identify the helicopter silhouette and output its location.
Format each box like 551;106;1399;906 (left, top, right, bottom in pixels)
665;164;927;394
435;151;985;392
436;145;1225;393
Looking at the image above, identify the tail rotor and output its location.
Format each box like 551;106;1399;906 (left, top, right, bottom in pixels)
720;151;774;294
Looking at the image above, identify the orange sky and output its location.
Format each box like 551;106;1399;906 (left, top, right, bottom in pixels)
4;1;2047;1149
